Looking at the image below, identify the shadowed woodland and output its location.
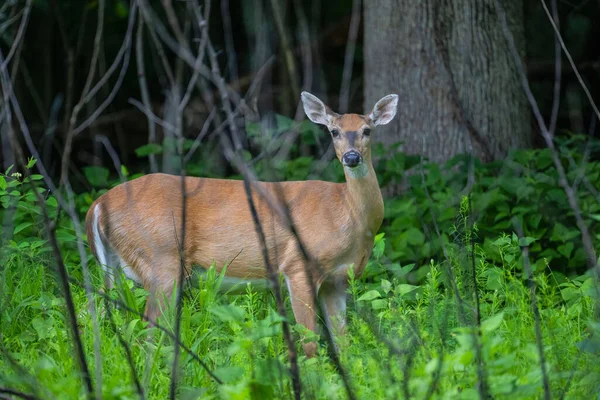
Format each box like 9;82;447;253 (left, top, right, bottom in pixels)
1;0;600;399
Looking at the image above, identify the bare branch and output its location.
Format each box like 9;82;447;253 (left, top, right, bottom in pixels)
548;0;561;136
496;0;599;272
0;0;31;70
540;0;600;124
136;14;158;172
269;0;300;101
338;0;361;113
220;0;238;82
128;98;178;134
513;222;551;400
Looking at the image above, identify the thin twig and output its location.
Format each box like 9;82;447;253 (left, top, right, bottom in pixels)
220;0;238;82
135;14;158;172
495;0;599;271
269;0;299;101
104;298;146;399
292;0;313;119
514;222;551;400
1;92;94;400
548;0;561;136
128;98;178;134
72;3;138;136
338;0;361;113
0;0;31;70
539;0;600;123
221;142;303;400
0;387;37;400
70;278;223;384
170;164;188;400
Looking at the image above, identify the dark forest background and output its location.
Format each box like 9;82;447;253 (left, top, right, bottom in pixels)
2;0;600;183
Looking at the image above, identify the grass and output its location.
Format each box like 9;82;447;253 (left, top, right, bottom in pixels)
1;220;599;399
1;148;600;399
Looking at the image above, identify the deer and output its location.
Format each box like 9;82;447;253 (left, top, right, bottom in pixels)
85;92;398;357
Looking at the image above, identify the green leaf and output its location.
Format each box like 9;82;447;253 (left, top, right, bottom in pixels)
371;299;388;310
30;174;44;181
405;227;425;246
245;122;262;138
387;263;414;278
558;242;574;258
518;237;536;247
0;176;6;190
46;197;58;208
213;366;244;383
275;114;294;132
372;236;385;259
357;290;381;302
589;214;600;222
135;143;163;157
208;304;245;323
380;279;392;294
397;284;419;297
13;222;33;235
481;312;504;333
550;223;579;242
83;166;110;187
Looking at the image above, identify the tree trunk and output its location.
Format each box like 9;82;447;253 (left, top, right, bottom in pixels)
364;0;531;165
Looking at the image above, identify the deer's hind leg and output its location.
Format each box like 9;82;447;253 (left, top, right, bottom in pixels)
319;278;348;337
126;253;187;326
285;270;319;357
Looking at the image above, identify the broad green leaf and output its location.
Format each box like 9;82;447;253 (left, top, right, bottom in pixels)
482;312;504;333
213;366;244;383
371;299;387;310
405;227;425;246
397;284;419;297
372;236;385;260
13;222;33;235
518;237;536;247
558;242;574;258
83;166;110;187
357;290;381;302
209;304;246;323
135;143;163;157
380;279;392;294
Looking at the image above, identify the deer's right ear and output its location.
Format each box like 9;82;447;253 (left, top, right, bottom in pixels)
301;91;332;126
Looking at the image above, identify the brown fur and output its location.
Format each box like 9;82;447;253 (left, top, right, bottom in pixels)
86;107;389;357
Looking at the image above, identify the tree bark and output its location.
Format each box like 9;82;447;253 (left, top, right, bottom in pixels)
364;0;531;164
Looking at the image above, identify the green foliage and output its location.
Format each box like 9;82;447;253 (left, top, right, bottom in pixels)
380;136;600;277
1;137;600;398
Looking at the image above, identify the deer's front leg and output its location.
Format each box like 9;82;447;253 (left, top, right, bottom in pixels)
285;272;318;357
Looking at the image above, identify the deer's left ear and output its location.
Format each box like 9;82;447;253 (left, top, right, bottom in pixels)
368;94;399;126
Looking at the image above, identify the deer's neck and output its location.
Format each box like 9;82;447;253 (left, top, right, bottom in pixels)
342;161;384;237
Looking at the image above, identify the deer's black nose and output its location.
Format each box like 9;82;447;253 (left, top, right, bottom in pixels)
342;151;362;168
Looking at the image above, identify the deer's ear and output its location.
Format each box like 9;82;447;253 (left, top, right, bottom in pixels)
368;94;398;126
301;91;333;126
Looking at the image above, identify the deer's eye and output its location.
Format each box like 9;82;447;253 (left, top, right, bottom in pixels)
363;128;371;137
331;129;340;137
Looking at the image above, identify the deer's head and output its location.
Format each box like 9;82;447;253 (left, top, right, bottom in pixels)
301;92;398;176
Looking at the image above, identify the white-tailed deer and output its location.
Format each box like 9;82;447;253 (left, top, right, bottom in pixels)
85;92;398;357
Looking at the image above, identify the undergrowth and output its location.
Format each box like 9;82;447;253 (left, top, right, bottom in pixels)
1;137;600;399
